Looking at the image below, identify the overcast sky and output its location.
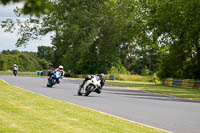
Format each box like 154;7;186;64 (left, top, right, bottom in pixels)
0;3;52;52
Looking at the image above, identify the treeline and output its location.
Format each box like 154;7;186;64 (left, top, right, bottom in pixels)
0;49;51;72
2;0;200;79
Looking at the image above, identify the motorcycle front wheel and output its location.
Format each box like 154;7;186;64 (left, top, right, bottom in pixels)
84;84;94;96
77;87;82;96
47;78;54;88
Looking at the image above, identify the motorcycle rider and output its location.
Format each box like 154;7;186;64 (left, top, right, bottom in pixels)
96;73;105;93
98;73;105;87
12;64;18;76
48;65;64;84
54;65;65;83
80;73;105;94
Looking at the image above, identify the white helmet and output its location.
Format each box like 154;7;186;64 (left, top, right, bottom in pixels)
14;64;17;67
59;65;63;70
99;73;105;78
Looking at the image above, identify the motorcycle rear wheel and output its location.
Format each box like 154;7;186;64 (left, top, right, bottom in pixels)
13;71;17;76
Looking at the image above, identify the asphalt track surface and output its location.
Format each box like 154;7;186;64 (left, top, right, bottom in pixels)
1;75;200;133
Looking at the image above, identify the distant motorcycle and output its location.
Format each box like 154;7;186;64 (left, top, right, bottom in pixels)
13;67;18;76
78;74;105;96
47;71;62;87
13;70;17;76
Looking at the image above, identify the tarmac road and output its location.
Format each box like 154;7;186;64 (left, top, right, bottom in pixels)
1;75;200;133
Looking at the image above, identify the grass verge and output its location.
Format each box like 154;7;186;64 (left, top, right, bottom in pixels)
0;80;165;133
114;74;153;82
106;81;200;101
0;71;37;77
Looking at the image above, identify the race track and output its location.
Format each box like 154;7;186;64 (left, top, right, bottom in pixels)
1;75;200;133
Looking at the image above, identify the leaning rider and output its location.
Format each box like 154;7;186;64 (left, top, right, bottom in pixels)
80;73;105;94
55;65;65;83
55;65;65;78
96;73;105;93
49;65;65;84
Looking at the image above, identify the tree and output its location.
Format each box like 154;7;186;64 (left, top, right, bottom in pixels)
0;0;50;16
37;46;54;62
43;0;140;74
3;0;200;79
144;0;200;79
0;50;50;71
1;0;155;74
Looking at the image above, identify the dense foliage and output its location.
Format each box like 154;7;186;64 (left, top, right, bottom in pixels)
37;46;54;62
0;49;50;71
0;0;50;16
1;0;200;79
146;0;200;79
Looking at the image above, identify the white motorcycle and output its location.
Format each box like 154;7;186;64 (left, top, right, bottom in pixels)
78;75;105;96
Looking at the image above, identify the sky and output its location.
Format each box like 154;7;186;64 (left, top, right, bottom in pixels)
0;3;52;52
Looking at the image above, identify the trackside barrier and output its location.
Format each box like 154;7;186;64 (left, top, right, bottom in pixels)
182;79;195;88
194;80;200;88
172;79;182;88
165;78;173;86
105;75;110;80
37;71;41;76
109;75;115;80
78;75;82;78
82;75;87;78
37;71;50;76
42;70;49;76
162;78;200;89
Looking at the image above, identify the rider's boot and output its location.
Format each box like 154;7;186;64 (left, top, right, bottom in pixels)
95;87;102;94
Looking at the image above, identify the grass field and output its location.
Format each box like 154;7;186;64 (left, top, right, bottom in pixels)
0;80;165;133
114;74;153;82
106;81;200;101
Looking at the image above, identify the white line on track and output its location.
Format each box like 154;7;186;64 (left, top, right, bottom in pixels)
1;79;173;133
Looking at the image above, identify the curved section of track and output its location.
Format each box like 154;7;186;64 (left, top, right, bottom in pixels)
1;75;200;133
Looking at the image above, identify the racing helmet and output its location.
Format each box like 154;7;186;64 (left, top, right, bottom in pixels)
14;64;17;67
59;65;63;70
86;75;92;79
99;73;105;79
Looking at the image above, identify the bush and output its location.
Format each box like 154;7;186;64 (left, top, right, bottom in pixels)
0;50;51;72
109;65;130;75
152;73;161;84
141;66;150;76
39;59;50;70
114;74;153;82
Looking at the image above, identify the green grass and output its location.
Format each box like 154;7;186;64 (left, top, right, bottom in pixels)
114;74;153;82
106;81;200;101
0;71;37;77
0;80;164;133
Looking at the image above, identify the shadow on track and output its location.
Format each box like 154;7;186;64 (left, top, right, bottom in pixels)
103;88;200;103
